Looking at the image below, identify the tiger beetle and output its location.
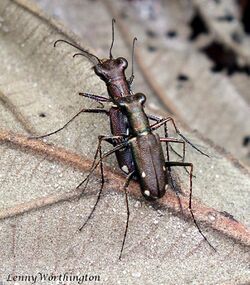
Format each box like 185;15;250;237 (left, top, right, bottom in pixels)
30;19;215;259
79;86;216;259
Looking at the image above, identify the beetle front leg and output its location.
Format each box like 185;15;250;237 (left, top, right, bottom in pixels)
29;108;109;139
148;114;187;163
79;92;110;108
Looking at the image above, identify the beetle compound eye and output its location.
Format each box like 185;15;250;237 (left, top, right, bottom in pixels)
117;57;128;69
134;93;146;105
94;65;101;74
94;65;107;79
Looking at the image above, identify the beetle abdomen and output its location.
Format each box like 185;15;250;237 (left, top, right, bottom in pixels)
110;108;135;174
130;133;167;200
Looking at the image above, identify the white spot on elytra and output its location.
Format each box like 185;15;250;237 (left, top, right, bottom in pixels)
165;184;169;191
126;128;129;135
163;166;166;171
141;171;146;178
122;165;129;174
144;190;150;196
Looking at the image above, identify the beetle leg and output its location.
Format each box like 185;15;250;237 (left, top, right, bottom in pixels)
119;171;135;260
148;114;184;161
79;92;110;108
160;137;186;162
78;138;128;230
148;116;176;187
79;138;105;231
160;137;196;177
77;135;128;194
165;161;216;251
78;92;110;102
29;108;109;139
149;115;209;157
159;137;184;202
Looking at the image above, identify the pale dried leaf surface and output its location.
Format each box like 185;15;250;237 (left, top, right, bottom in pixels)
0;1;249;285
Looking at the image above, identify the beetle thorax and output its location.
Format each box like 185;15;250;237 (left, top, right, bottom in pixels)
118;94;150;136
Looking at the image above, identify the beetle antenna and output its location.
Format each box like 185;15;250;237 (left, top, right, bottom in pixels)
109;18;116;59
54;39;101;65
128;37;137;86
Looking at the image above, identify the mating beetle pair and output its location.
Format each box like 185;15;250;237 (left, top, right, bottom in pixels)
32;19;215;259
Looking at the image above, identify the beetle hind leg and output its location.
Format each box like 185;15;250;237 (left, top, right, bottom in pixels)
119;171;135;260
165;161;216;251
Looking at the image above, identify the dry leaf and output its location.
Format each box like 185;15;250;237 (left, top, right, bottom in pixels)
0;1;249;284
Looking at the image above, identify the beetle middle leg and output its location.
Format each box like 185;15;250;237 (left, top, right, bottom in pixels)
166;161;216;251
148;115;188;182
159;137;186;210
160;137;186;162
148;114;175;161
150;115;202;176
160;136;192;177
149;115;209;157
148;115;186;191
